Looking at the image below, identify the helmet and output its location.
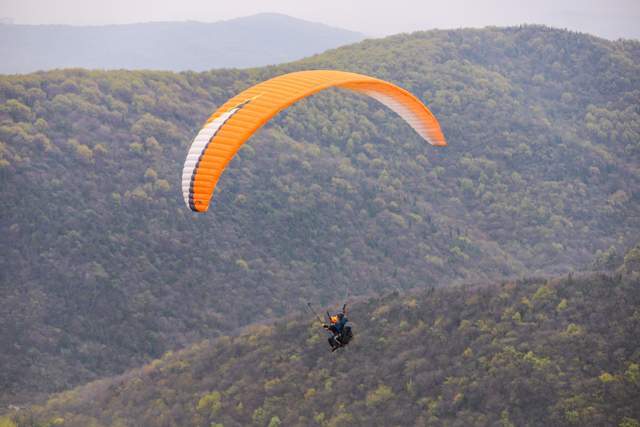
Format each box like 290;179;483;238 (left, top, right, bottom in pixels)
330;315;339;324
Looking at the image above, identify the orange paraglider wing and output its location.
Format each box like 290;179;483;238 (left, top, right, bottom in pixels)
182;70;446;212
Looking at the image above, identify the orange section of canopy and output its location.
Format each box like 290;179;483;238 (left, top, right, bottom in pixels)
183;70;446;212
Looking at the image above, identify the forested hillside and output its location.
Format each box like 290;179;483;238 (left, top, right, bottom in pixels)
1;25;639;406
8;247;640;426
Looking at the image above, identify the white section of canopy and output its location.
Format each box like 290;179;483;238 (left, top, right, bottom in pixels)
358;89;432;144
181;108;238;208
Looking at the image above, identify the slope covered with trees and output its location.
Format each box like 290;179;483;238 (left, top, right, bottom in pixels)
1;26;639;406
9;247;640;426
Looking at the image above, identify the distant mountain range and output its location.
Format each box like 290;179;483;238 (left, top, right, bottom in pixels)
0;13;365;74
1;25;639;409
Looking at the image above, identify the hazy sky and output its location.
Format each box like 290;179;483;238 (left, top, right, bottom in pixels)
1;0;639;40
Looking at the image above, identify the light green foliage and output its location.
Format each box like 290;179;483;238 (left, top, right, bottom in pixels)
459;177;474;194
313;412;325;424
304;388;316;400
1;26;640;422
0;417;17;427
523;351;550;370
599;372;616;383
267;416;281;427
89;262;109;281
1;99;33;121
67;138;93;162
197;391;222;417
621;245;640;275
625;363;639;385
144;168;158;180
155;179;171;192
94;143;108;155
450;246;469;261
425;255;445;268
500;410;515;427
520;296;533;310
127;186;150;201
144;136;162;152
324;377;334;392
593;247;621;270
128;142;144;153
565;323;584;336
252;406;267;426
74;144;93;161
620;418;640;427
556;299;568;312
235;259;249;271
264;378;282;392
15;270;640;427
366;384;394;407
532;283;556;303
326;412;354;427
511;311;522;323
130;113;181;143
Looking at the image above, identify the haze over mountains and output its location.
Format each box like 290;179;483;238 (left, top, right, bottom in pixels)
1;22;639;421
0;13;365;74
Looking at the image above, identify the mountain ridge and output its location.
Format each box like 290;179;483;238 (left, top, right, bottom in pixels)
1;24;639;409
0;13;365;74
8;254;640;426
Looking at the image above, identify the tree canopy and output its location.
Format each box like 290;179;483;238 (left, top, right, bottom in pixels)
1;25;639;406
11;257;640;426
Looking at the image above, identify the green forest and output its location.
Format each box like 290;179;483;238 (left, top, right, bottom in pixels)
8;245;640;426
1;25;639;411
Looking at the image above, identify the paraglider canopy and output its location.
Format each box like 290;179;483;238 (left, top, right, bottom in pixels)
182;70;447;213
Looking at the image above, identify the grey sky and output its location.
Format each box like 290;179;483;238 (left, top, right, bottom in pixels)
1;0;638;40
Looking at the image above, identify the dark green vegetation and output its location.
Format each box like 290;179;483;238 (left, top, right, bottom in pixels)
0;14;364;73
10;250;640;426
1;26;639;406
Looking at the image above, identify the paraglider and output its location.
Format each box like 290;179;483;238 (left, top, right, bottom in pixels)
181;71;447;352
307;302;353;352
324;304;352;352
181;70;447;213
